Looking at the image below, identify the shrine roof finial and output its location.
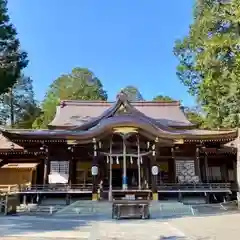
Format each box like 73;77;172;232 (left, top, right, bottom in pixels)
117;89;128;101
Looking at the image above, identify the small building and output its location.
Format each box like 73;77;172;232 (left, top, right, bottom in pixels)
0;91;238;202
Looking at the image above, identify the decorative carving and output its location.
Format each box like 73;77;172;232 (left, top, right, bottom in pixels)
175;160;199;183
67;139;76;145
113;127;138;135
174;139;184;144
114;104;130;116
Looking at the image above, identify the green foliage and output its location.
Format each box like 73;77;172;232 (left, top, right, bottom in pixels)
122;85;144;101
183;106;206;128
0;75;40;128
152;95;175;102
174;0;240;128
0;0;28;94
33;68;108;129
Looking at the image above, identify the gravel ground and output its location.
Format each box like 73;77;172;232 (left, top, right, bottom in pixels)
0;213;239;239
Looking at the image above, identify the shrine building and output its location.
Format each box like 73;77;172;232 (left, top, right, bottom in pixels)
0;91;238;203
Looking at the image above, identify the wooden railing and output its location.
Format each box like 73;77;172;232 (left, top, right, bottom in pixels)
157;183;231;191
18;184;93;193
104;183;232;192
0;182;233;194
0;184;19;194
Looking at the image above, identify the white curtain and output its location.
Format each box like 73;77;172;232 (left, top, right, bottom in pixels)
49;161;69;184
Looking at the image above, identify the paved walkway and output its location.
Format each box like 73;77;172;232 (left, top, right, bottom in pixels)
0;216;186;239
0;213;240;239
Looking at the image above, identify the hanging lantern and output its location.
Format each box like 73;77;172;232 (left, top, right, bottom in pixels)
130;156;133;164
98;141;102;148
107;155;109;164
116;156;119;164
147;142;150;149
91;166;98;176
140;156;143;164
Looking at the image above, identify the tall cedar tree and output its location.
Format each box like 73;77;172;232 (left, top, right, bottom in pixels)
122;86;144;101
174;0;240;128
0;75;40;128
33;68;108;129
0;0;28;94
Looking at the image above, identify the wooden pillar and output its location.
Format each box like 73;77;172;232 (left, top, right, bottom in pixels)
171;147;176;182
92;138;98;201
68;146;74;186
43;146;49;185
137;135;141;190
151;140;158;200
195;146;201;181
122;137;127;190
108;137;113;201
220;164;227;182
144;157;149;188
68;158;73;186
92;157;98;201
204;153;209;183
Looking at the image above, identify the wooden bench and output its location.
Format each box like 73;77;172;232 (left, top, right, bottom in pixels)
112;200;150;219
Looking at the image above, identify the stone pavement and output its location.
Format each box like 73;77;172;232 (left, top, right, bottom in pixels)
0;213;240;239
0;216;186;240
170;212;240;240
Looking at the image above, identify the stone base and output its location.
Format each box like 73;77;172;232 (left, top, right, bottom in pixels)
152;192;158;201
237;192;240;209
92;193;98;201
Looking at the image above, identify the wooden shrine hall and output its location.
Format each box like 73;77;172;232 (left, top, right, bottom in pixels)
0;91;239;202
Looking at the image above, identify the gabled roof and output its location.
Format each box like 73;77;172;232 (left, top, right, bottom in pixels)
49;91;194;129
0;134;22;151
0;92;238;144
1;120;237;144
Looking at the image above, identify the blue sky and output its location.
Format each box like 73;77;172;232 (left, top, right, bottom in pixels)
8;0;195;105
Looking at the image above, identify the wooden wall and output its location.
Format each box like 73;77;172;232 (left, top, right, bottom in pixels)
0;168;34;185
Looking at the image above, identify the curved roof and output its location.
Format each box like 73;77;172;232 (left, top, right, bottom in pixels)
49;91;194;129
1;115;237;143
0;92;238;144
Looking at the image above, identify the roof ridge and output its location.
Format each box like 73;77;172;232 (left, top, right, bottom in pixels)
59;99;180;106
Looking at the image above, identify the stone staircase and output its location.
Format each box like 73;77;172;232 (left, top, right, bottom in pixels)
16;198;68;215
16;200;196;218
150;200;194;219
17;203;64;215
55;200;112;218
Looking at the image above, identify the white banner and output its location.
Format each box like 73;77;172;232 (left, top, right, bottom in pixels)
48;172;69;184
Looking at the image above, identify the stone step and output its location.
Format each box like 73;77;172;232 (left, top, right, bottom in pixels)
182;196;206;205
55;201;112;216
17;204;65;215
150;201;194;218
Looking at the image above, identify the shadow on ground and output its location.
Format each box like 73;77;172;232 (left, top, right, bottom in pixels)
0;204;238;239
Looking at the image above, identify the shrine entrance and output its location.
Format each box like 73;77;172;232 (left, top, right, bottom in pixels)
127;168;139;188
98;131;155;201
